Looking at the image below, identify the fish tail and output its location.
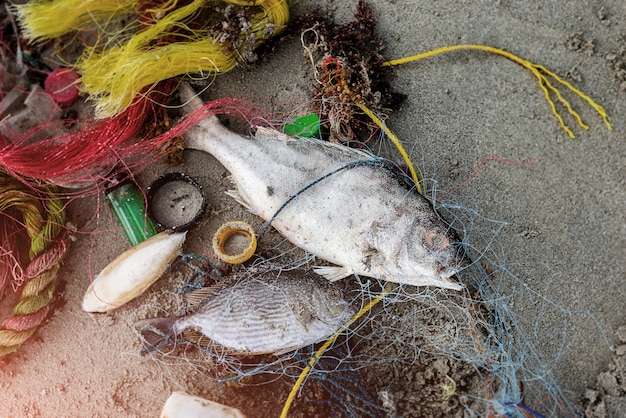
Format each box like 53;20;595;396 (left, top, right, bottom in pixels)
179;83;225;152
134;317;179;354
178;82;204;112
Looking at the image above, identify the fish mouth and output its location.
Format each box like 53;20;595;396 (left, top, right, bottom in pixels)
439;265;465;288
421;264;462;290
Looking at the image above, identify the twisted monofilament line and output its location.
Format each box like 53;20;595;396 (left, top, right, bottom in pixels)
0;174;68;356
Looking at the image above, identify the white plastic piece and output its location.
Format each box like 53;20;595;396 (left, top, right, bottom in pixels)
82;231;186;312
160;391;246;418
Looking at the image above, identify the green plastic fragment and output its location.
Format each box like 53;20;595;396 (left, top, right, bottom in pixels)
106;181;158;246
284;113;321;138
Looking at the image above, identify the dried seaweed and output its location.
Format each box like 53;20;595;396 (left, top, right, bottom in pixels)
295;0;406;143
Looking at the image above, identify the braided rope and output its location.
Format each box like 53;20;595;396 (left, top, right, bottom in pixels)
0;173;68;356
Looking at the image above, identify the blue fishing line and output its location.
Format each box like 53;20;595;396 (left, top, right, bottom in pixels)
295;345;385;418
141;136;605;416
178;252;223;282
505;402;546;418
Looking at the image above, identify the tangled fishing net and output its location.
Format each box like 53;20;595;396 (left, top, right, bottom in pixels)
133;172;595;417
107;2;611;416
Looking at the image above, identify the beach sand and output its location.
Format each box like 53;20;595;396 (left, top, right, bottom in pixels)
1;1;624;416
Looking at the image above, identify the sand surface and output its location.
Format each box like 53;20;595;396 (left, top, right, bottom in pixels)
1;1;625;417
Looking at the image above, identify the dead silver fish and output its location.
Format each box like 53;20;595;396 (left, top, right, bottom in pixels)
135;269;354;355
181;85;465;290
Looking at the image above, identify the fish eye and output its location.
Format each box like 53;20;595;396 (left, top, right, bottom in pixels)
325;287;343;302
424;231;450;251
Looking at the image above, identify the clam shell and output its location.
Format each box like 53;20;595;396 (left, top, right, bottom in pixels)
82;230;186;312
160;391;245;418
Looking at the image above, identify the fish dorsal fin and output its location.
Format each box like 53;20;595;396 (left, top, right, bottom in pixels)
185;285;220;309
294;135;379;163
255;126;375;160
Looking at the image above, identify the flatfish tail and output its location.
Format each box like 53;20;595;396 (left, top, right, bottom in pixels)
135;317;179;353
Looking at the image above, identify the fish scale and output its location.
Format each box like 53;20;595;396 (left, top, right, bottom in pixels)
181;84;467;290
136;269;354;356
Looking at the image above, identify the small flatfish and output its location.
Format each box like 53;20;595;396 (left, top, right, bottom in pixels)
180;84;466;290
135;269;354;356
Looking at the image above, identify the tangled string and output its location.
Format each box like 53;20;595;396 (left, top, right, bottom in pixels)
0;172;68;356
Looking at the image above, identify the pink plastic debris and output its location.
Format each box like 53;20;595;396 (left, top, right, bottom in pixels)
44;68;80;107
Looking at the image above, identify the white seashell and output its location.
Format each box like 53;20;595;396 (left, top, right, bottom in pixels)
82;230;186;312
160;391;246;418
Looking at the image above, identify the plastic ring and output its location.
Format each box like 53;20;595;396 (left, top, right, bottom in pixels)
212;221;257;264
146;172;206;231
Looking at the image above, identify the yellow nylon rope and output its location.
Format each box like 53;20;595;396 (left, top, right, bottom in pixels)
336;60;425;194
354;101;424;195
383;44;612;138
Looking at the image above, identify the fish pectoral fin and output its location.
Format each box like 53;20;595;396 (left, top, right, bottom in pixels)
225;189;260;216
313;265;354;282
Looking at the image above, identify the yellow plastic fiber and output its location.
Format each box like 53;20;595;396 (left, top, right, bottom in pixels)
20;267;59;299
384;44;612;138
0;329;36;352
14;0;138;42
14;282;55;315
356;101;425;195
251;0;290;40
76;0;289;117
80;38;238;117
339;71;425;194
280;286;391;418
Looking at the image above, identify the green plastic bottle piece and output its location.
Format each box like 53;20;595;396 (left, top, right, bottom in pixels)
106;176;158;246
